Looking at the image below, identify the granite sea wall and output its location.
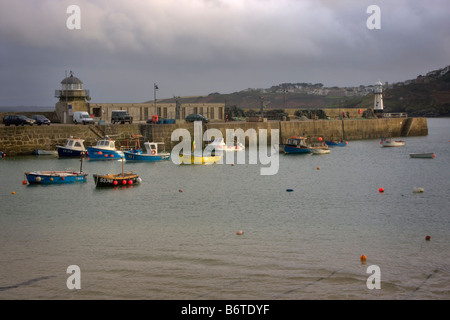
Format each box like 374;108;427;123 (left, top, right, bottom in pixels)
0;118;428;156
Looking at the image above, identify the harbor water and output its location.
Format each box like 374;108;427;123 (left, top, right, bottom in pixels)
0;118;449;300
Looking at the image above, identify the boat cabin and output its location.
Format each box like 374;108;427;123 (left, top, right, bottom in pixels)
144;142;166;155
64;138;86;151
94;139;116;150
286;136;308;147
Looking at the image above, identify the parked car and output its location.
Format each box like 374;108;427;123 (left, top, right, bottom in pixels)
31;115;51;126
185;114;209;123
3;115;35;126
111;110;133;124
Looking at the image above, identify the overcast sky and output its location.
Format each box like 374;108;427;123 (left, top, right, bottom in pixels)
0;0;449;107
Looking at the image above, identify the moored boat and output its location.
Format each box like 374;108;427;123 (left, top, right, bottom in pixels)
381;137;406;147
325;140;348;147
207;138;245;152
124;142;170;161
56;137;86;158
178;154;221;165
93;156;141;187
311;146;330;154
25;171;88;184
93;172;141;187
281;136;312;154
87;136;124;160
25;153;88;184
409;153;435;158
34;149;58;156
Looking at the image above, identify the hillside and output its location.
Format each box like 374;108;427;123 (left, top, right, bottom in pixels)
156;65;450;117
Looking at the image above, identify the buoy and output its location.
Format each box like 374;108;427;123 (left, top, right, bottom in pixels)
179;189;183;192
122;180;127;185
98;151;102;155
433;154;436;158
22;180;27;185
425;235;431;241
105;154;108;157
12;191;15;195
36;176;41;182
128;180;133;185
360;255;367;262
318;137;322;141
286;189;294;192
317;167;320;170
110;154;114;157
379;187;384;193
236;230;244;235
113;180;118;186
413;187;424;193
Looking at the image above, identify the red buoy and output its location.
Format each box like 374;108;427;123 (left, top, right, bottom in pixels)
425;235;431;241
113;180;118;186
122;180;127;185
379;187;384;193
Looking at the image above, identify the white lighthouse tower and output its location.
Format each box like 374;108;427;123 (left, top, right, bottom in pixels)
373;80;384;118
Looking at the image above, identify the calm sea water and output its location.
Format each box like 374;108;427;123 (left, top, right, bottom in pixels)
1;118;449;300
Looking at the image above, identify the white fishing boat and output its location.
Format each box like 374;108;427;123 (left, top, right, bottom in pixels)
381;136;405;147
311;146;330;154
207;138;245;152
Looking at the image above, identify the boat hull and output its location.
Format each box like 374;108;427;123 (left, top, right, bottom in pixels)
409;153;435;158
282;145;312;154
311;148;330;154
179;155;221;164
87;147;124;160
57;147;85;158
382;141;405;147
325;141;347;147
25;171;88;184
93;172;141;187
124;151;170;162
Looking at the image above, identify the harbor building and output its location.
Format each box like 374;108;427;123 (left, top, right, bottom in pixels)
55;72;225;124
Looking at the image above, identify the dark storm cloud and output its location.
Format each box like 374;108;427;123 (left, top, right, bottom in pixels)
0;0;449;106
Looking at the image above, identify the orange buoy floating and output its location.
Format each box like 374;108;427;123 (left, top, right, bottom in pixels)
236;230;244;236
12;191;15;195
22;180;27;185
425;235;431;241
379;187;384;193
360;254;367;262
317;167;320;170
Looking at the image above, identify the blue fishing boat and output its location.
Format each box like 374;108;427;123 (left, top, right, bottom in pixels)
56;137;86;157
124;142;170;162
281;136;312;154
25;156;88;184
25;171;88;184
87;136;124;160
325;140;348;147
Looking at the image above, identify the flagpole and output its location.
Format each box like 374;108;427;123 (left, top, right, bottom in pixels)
154;83;158;109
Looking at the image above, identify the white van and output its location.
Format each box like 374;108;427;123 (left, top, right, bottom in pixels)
73;111;94;124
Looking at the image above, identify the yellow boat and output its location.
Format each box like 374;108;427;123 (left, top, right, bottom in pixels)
179;154;221;165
